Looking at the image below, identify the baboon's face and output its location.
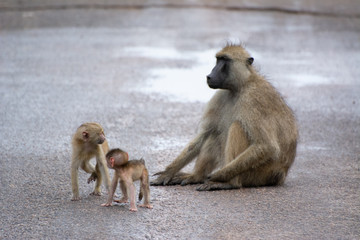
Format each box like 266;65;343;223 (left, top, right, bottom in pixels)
207;46;254;91
96;132;106;144
80;123;106;145
207;56;231;89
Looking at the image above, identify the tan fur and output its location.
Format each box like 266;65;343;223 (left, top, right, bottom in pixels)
102;148;152;212
71;122;111;200
151;44;298;191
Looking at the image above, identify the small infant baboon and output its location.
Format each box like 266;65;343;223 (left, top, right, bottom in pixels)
71;122;111;201
101;148;152;212
152;43;298;191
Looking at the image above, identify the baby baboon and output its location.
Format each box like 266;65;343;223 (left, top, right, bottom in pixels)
102;148;152;212
71;122;111;200
151;44;298;191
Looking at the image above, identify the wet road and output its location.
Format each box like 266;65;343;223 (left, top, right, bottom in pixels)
1;1;359;239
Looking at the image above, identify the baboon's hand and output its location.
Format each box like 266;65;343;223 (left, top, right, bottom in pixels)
207;171;228;182
87;172;98;184
150;171;173;186
196;181;235;191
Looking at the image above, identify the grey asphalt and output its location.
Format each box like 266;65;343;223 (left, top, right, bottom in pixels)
0;1;359;239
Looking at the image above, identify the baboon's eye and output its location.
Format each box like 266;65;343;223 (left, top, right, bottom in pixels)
217;56;230;62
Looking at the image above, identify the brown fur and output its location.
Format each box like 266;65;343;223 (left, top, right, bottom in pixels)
106;148;129;167
102;148;152;212
151;44;298;191
71;122;111;200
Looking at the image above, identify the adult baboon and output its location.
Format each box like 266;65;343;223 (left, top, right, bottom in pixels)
151;44;298;191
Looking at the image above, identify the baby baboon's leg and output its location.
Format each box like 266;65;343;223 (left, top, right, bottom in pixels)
114;180;128;203
139;169;153;209
128;182;137;212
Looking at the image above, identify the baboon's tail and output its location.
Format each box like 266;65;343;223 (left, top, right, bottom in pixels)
138;185;143;201
138;157;146;200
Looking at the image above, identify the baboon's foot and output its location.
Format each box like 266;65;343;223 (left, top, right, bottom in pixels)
90;191;102;196
139;204;153;209
114;197;128;203
196;181;237;191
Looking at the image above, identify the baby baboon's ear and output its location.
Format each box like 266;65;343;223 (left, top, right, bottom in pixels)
247;57;254;65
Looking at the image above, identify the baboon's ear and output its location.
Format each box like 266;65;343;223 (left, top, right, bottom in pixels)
247;57;254;65
82;131;89;141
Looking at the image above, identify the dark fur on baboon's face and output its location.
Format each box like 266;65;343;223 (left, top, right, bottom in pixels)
207;56;231;89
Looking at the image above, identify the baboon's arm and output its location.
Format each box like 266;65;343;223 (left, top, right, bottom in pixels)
151;133;208;185
209;144;278;182
71;156;81;201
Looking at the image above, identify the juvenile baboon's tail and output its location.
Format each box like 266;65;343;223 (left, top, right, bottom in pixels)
139;185;143;201
138;158;146;200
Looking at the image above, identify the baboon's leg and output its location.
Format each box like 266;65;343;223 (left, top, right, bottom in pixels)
211;141;275;184
197;122;248;191
71;158;82;200
91;163;102;195
224;121;249;165
181;136;220;185
81;160;95;174
139;169;153;209
114;180;128;203
223;122;287;187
